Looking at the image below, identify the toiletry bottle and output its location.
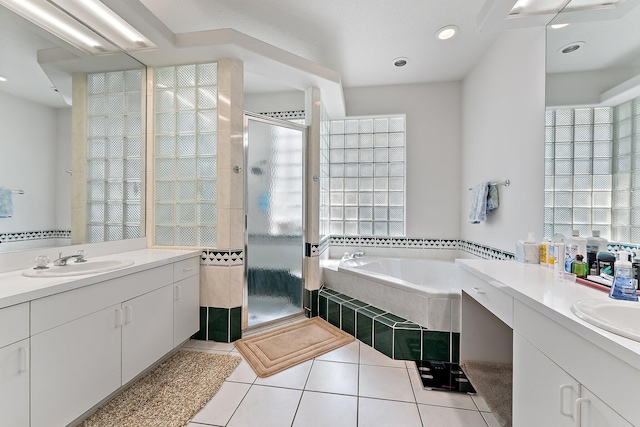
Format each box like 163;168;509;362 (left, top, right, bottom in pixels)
565;230;587;273
571;254;588;279
540;238;550;266
609;251;638;301
586;230;608;273
554;242;565;275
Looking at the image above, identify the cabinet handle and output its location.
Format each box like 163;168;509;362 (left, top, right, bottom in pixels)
182;267;194;272
560;384;575;418
175;285;182;300
19;347;29;373
116;308;123;327
124;305;133;325
471;287;486;294
574;397;589;427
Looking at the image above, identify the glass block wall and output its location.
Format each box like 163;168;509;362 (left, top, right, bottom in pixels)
154;63;218;247
329;117;405;236
319;104;330;240
612;97;640;242
86;70;144;242
545;98;640;243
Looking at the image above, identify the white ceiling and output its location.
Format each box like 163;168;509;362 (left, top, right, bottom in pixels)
138;0;500;90
2;0;640;109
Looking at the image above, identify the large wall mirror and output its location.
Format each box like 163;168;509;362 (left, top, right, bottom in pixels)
545;0;640;243
0;6;146;254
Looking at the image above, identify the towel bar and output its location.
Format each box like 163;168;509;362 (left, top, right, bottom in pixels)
468;180;510;191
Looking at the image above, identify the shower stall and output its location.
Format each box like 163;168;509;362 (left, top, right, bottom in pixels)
243;113;306;328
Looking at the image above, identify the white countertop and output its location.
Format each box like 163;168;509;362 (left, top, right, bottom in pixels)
0;248;201;309
456;259;640;369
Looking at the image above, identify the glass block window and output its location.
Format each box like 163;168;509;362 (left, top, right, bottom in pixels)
546;98;640;243
329;116;405;236
86;70;144;243
154;63;217;247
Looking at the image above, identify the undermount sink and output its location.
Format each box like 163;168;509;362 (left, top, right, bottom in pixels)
22;259;135;278
571;299;640;342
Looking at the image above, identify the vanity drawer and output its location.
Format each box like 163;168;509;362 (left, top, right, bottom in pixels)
462;280;514;327
0;302;29;348
31;264;172;335
173;257;199;282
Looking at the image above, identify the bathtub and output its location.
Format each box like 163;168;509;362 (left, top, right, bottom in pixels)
322;257;480;332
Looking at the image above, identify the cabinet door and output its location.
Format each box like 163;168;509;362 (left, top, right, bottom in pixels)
121;284;173;384
579;386;633;427
174;274;200;347
514;333;578;427
31;304;122;427
0;339;29;427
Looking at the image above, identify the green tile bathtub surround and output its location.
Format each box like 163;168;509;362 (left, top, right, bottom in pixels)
394;327;422;360
208;307;229;343
319;294;328;321
303;289;319;318
194;307;208;340
452;332;460;364
229;307;242;342
365;306;386;316
327;299;341;328
311;290;319;317
422;330;450;363
356;310;374;346
373;319;394;359
382;313;407;323
341;304;356;336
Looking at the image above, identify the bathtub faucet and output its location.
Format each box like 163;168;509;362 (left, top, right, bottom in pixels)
342;251;365;260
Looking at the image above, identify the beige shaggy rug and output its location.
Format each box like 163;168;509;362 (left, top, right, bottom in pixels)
235;317;354;377
78;350;241;427
462;360;513;427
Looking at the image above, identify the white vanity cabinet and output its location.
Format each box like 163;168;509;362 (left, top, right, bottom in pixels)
173;257;200;347
0;303;30;427
514;300;636;426
26;254;201;427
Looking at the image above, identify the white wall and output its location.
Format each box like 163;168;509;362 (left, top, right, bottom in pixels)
546;67;639;107
343;82;462;238
460;27;546;253
244;91;305;113
0;91;59;233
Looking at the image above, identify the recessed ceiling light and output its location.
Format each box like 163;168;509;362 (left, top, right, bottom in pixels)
436;25;459;40
393;57;409;67
559;41;585;53
550;23;570;29
0;76;7;82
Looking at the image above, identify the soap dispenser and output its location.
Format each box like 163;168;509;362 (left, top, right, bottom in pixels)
609;251;638;302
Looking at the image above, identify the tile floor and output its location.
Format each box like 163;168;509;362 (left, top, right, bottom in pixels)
183;318;500;427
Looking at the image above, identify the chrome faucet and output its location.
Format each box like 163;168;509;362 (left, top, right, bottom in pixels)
351;251;365;258
54;250;87;266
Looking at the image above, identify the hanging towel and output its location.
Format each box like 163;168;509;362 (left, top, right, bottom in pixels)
486;184;499;213
468;182;489;224
0;187;13;218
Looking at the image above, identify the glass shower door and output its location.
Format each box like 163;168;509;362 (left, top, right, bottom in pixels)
245;114;305;327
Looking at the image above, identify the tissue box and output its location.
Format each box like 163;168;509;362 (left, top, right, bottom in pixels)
515;241;540;264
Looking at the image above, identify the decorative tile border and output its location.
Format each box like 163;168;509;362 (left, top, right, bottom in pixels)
0;229;71;243
329;236;513;260
200;249;244;266
306;235;331;257
319;287;459;363
260;110;305;120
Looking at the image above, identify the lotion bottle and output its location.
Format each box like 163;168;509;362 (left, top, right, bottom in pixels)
609;251;638;301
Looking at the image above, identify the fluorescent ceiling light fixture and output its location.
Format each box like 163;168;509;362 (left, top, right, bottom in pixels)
50;0;155;51
509;0;571;16
550;23;570;28
0;0;119;54
435;25;459;40
0;76;7;82
509;0;622;16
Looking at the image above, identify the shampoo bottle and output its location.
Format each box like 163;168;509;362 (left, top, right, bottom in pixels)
540;238;550;266
565;230;587;273
609;251;638;302
586;230;608;273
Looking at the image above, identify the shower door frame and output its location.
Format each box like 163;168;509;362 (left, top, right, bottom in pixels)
242;111;307;331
